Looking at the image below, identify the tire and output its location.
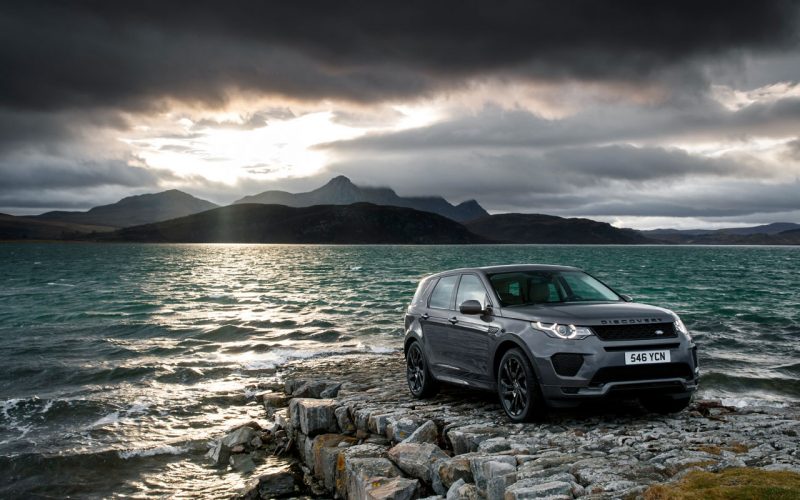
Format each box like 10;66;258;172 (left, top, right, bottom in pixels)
406;341;438;398
497;348;546;422
641;394;692;414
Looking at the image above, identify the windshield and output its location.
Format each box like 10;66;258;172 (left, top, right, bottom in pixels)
488;270;621;306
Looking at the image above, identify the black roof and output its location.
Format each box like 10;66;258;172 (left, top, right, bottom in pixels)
428;264;581;278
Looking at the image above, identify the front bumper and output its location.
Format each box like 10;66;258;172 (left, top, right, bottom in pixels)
521;328;699;407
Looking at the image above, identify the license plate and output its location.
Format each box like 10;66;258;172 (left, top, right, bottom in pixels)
625;350;670;365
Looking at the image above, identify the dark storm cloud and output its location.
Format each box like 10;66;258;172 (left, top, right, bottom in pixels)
1;1;799;111
322;97;800;153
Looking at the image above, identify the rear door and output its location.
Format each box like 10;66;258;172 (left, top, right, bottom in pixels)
449;273;495;382
420;274;459;373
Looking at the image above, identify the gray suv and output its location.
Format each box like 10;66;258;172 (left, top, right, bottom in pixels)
403;264;698;422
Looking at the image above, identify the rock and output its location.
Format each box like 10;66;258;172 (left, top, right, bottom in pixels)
471;455;517;489
206;440;231;467
250;436;263;448
478;438;512;454
452;482;481;500
447;426;504;455
346;457;402;500
262;393;291;416
335;444;391;498
370;412;402;435
287;379;343;399
487;473;516;500
231;445;245;454
387;417;422;443
402;420;438;445
290;398;338;436
504;480;573;499
239;469;297;499
446;478;466;500
222;427;257;448
336;406;356;434
229;454;257;473
437;456;474;489
365;476;420;500
388;442;450;483
311;433;357;479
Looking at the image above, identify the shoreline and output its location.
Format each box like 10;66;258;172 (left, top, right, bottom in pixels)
209;352;800;499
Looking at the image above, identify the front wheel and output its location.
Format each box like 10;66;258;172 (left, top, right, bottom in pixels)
641;394;692;414
406;342;438;398
497;348;546;422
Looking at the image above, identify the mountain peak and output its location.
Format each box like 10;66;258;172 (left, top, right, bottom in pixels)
327;175;354;186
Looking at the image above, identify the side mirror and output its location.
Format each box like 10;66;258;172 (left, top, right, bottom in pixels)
459;300;484;315
619;294;633;302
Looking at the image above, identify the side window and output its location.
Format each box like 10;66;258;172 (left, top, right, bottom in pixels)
456;274;490;309
411;277;435;306
428;275;458;310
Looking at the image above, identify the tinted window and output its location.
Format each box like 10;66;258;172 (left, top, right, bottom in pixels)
456;274;490;309
411;277;436;306
428;275;458;309
489;270;620;306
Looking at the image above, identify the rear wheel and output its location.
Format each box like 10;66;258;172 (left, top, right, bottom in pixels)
497;348;546;422
641;394;692;414
406;342;438;398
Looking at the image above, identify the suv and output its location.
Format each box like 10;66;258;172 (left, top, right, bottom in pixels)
403;264;698;421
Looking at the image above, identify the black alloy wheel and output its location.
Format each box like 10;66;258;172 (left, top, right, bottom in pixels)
497;348;545;422
406;342;437;398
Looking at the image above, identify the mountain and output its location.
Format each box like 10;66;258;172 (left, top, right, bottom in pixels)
234;175;488;222
33;190;219;228
97;203;490;244
0;213;114;240
642;222;800;238
465;213;654;244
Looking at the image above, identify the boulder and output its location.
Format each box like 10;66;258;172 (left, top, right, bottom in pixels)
504;480;573;499
447;426;504;455
335;444;390;498
346;457;403;500
450;481;481;500
311;433;357;479
387;417;422;443
222;427;257;448
470;455;517;489
286;379;342;398
229;454;256;474
289;398;338;436
402;420;438;445
446;478;466;500
486;473;516;500
388;442;450;483
207;440;231;467
336;406;357;434
239;469;297;499
437;456;474;489
365;476;420;500
370;412;402;435
262;393;291;416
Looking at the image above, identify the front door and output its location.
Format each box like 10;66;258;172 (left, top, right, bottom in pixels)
420;274;459;374
449;273;495;382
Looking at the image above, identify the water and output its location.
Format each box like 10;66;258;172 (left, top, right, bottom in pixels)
1;243;799;496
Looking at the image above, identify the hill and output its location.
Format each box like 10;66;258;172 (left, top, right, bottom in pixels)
0;213;114;240
642;222;800;240
33;190;218;228
234;175;488;222
465;213;654;244
97;203;490;244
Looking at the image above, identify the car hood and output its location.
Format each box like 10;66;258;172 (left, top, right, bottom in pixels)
500;302;675;326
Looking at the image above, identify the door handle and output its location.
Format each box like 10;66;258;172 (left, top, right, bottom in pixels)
420;313;429;320
449;317;458;324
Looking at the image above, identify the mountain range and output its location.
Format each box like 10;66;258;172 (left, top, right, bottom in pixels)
97;203;488;244
234;175;488;222
1;176;799;245
32;190;218;228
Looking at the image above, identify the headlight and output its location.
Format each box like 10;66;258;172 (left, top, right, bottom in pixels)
532;321;593;340
672;314;692;341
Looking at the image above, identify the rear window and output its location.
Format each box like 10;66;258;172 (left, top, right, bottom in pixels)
411;277;436;306
428;275;458;309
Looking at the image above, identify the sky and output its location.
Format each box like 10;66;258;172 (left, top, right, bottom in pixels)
1;1;800;229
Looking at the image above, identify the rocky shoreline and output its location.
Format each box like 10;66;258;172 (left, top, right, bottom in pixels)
208;352;800;499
